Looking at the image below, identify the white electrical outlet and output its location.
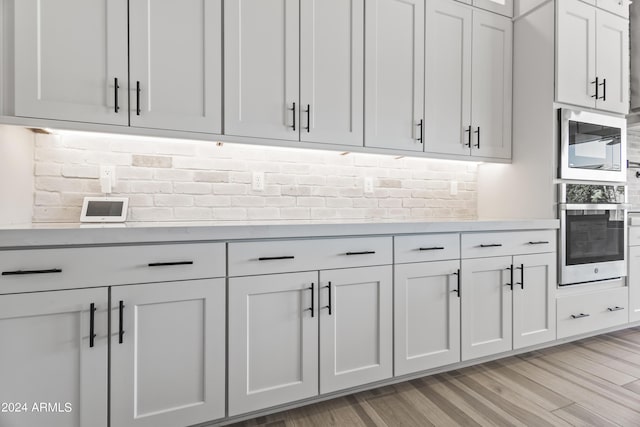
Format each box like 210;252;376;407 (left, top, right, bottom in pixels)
252;172;265;191
450;180;458;196
364;177;374;194
100;166;116;194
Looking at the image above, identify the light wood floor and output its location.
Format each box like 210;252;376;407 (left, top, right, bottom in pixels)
230;327;640;426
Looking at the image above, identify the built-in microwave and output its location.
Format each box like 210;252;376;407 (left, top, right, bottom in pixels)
559;109;627;183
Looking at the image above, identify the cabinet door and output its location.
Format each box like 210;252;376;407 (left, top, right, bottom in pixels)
228;272;318;416
461;256;513;361
629;246;640;322
394;260;461;376
224;0;299;140
319;266;392;394
0;288;107;427
129;0;222;133
595;10;629;114
597;0;630;19
111;279;225;427
471;10;512;159
512;253;556;349
14;0;128;125
300;0;364;146
556;0;597;109
365;0;425;151
425;0;472;156
473;0;514;17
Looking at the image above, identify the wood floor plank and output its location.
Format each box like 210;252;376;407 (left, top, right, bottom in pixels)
543;345;638;385
552;403;620;427
409;378;484;427
281;396;373;427
391;382;459;426
623;379;640;396
363;390;435;427
569;342;640;379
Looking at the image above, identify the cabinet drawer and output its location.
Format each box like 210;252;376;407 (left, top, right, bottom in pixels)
629;227;640;247
228;237;392;276
394;233;460;264
461;230;556;258
557;287;628;339
104;243;226;285
0;243;226;294
0;247;107;294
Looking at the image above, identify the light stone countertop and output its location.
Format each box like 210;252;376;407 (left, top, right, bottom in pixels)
0;218;559;249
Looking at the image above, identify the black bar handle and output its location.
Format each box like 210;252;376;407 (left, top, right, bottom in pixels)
118;300;125;344
419;247;445;251
480;244;502;248
290;102;296;131
599;78;606;101
114;78;120;113
474;127;480;149
89;303;96;348
591;77;599;99
258;256;295;261
345;251;376;256
528;241;549;245
571;313;590;319
148;261;194;267
306;283;315;317
305;104;311;133
505;265;513;291
2;269;62;276
417;119;423;144
452;270;461;298
464;125;472;148
607;306;624;312
322;282;332;315
136;81;141;116
515;264;524;289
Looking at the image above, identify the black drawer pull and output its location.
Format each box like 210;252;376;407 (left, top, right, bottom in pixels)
305;283;315;317
118;301;125;344
607;306;624;312
570;313;590;319
2;269;62;276
258;256;295;261
89;303;96;348
345;251;376;256
480;244;502;248
528;241;549;245
419;247;445;251
451;270;461;298
148;261;194;267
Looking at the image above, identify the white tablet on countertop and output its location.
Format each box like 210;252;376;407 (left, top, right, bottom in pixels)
80;197;129;223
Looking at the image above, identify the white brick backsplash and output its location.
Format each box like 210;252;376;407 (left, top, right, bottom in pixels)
32;132;478;223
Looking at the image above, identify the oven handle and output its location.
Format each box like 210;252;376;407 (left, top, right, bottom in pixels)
559;203;631;211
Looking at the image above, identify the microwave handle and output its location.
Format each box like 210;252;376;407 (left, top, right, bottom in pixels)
559;203;630;211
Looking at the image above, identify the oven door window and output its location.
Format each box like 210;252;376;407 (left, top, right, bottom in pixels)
568;120;622;173
566;209;625;265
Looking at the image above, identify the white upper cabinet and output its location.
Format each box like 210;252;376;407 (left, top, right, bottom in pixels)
110;280;225;427
426;1;512;159
0;288;108;427
224;0;300;141
425;0;473;157
473;0;513;17
365;0;425;152
557;0;629;114
471;9;513;159
300;0;364;146
597;0;630;18
14;0;128;125
129;0;222;134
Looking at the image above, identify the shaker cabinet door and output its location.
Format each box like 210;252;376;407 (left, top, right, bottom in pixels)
629;246;640;323
224;0;300;141
111;279;226;427
0;288;108;427
425;0;472;156
129;0;222;133
595;10;629;114
14;0;128;125
365;0;425;152
300;0;364;146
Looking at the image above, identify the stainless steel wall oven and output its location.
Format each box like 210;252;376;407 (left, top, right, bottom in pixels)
559;183;628;286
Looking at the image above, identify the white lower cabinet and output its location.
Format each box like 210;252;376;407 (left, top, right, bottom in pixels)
394;260;461;376
0;288;108;427
462;251;556;361
110;279;226;427
629;245;640;322
319;266;393;394
228;271;319;416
